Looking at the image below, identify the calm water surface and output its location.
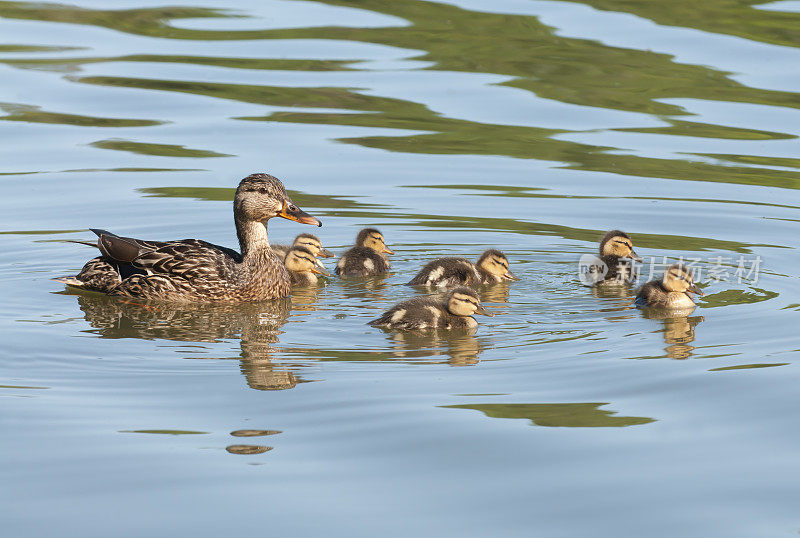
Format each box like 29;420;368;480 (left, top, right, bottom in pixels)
2;0;800;536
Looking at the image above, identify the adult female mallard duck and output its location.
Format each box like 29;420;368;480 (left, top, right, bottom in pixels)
635;263;704;309
284;245;330;286
272;233;333;262
407;249;516;288
596;230;641;284
368;287;493;331
55;173;321;302
335;228;394;277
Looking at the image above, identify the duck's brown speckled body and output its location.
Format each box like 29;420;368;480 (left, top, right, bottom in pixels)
335;228;393;277
408;249;516;288
55;173;321;303
368;287;492;331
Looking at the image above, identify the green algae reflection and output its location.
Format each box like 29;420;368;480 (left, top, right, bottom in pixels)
443;402;655;427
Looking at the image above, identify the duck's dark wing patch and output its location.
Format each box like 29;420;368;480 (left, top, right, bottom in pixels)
130;241;237;281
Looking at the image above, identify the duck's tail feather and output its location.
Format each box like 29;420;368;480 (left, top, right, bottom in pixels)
64;240;98;248
53;275;86;288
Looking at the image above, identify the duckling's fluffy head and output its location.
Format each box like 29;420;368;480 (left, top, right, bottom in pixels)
356;228;394;255
284;246;329;275
235;173;320;226
662;263;703;295
292;233;333;257
477;249;515;280
599;230;640;260
445;287;491;317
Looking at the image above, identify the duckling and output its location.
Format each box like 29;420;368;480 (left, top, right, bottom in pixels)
407;249;516;288
335;228;394;277
284;245;330;286
272;233;333;262
368;286;493;331
635;263;704;309
597;230;641;284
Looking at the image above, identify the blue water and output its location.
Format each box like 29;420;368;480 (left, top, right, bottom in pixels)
2;0;800;535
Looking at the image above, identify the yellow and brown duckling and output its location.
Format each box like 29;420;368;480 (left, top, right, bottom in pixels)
635;263;704;309
284;245;330;286
335;228;394;277
597;230;641;284
272;233;333;262
368;286;493;331
54;173;321;302
407;249;516;288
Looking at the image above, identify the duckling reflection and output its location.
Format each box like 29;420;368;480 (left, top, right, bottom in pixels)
590;282;633;299
641;307;705;360
339;273;391;301
289;285;323;310
69;291;303;390
384;329;484;366
478;282;511;305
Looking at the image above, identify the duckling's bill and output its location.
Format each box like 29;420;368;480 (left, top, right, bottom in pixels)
311;264;330;276
475;304;495;316
687;283;704;296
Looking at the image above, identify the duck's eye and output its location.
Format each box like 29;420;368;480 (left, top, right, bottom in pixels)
259;187;269;194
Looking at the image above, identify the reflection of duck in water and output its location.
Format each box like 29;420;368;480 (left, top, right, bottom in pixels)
595;230;641;285
635;263;704;310
387;330;483;366
335;228;394;277
55;173;321;302
641;308;705;360
70;292;302;390
407;249;517;288
368;287;493;331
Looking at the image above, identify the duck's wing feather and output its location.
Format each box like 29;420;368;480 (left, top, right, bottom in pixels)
91;229;241;281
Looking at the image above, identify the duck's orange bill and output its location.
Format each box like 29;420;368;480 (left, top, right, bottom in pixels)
279;201;321;227
382;247;395;255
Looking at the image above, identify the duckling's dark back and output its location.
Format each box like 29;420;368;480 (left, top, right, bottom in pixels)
407;257;481;287
368;294;475;331
600;255;636;283
335;246;389;277
635;280;668;307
